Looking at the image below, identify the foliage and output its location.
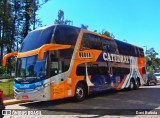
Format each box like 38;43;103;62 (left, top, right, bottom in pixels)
101;30;115;38
93;29;115;38
93;30;97;32
146;48;158;57
0;79;14;97
145;48;160;73
0;65;8;79
54;10;73;25
0;0;49;75
81;24;88;29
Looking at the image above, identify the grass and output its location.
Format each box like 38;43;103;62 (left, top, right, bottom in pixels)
0;79;14;97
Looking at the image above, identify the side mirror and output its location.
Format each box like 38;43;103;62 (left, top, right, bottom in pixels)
2;52;18;66
38;44;71;60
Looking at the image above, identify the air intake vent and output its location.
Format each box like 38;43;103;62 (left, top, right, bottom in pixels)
79;52;92;58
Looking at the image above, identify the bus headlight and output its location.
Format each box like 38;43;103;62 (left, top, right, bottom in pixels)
44;83;50;87
36;85;43;90
35;82;51;90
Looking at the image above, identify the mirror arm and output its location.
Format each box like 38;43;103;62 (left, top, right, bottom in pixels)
38;44;71;60
2;52;18;66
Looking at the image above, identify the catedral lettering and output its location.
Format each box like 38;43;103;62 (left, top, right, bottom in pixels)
2;25;146;102
103;52;130;63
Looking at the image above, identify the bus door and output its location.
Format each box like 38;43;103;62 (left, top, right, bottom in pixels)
49;51;65;99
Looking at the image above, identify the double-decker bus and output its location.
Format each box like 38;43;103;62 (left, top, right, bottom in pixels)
2;25;146;101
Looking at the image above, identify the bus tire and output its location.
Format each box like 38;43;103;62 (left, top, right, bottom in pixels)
128;79;135;90
74;83;86;102
135;78;140;89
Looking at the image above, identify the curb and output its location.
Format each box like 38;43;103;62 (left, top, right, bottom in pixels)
4;99;30;106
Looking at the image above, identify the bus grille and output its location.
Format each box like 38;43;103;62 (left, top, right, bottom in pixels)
14;88;36;93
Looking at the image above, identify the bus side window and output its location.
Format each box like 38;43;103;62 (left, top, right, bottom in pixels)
102;38;118;54
105;45;117;54
54;26;80;46
50;53;59;76
142;67;146;74
81;33;91;49
137;48;141;57
110;47;117;54
81;33;102;50
102;44;110;52
76;63;85;76
139;49;144;57
134;47;138;57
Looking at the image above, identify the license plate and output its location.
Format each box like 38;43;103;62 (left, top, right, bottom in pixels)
22;95;28;99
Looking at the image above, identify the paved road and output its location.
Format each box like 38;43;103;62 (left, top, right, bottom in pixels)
4;84;160;118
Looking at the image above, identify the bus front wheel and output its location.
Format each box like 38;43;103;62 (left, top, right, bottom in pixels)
74;83;86;102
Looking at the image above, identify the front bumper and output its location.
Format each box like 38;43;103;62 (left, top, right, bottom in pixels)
14;88;49;101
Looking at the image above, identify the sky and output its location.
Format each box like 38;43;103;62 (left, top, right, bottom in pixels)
37;0;160;57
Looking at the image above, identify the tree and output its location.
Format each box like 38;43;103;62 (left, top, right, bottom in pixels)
101;30;115;38
93;29;115;38
21;0;49;38
81;24;88;29
0;0;49;76
145;48;160;72
146;48;158;57
0;0;15;67
54;10;73;25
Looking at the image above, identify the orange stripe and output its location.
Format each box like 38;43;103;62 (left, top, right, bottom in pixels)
116;75;127;90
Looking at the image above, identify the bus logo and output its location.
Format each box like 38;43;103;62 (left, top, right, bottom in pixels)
103;52;130;63
20;85;30;89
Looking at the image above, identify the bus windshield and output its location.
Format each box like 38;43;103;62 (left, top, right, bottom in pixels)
15;25;81;82
15;54;47;83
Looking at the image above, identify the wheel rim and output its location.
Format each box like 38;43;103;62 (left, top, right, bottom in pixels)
149;82;151;85
136;81;140;87
130;80;134;89
76;87;84;98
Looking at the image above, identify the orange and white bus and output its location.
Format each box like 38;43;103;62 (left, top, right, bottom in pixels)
2;25;146;101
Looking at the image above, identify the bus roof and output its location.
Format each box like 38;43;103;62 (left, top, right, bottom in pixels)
31;24;143;50
82;29;143;50
32;24;80;32
114;39;143;50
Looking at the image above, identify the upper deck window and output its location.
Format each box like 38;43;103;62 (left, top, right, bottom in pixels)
53;25;80;46
115;40;144;57
21;26;55;52
81;33;117;54
81;33;102;50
